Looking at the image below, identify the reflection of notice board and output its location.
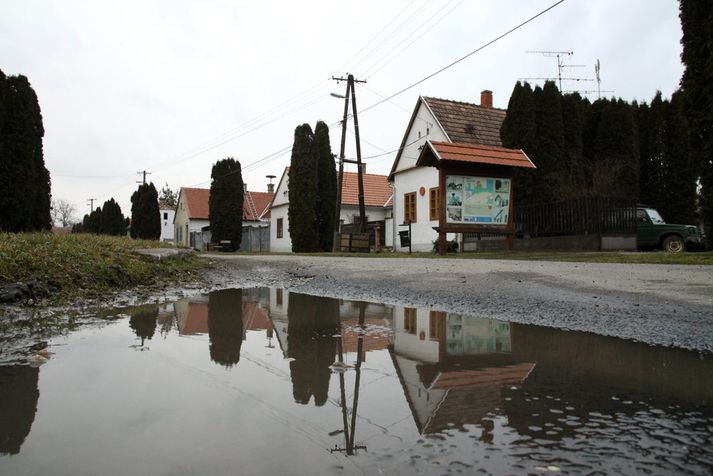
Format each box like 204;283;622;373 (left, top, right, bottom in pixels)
445;175;510;225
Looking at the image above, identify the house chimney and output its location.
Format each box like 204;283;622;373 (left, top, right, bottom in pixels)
265;174;276;194
243;182;248;192
359;163;366;175
480;90;493;108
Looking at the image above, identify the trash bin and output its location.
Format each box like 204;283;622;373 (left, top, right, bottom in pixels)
398;230;410;247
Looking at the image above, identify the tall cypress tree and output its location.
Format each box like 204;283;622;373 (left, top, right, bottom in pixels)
130;182;160;240
560;92;586;198
87;207;102;234
500;81;538;205
314;121;337;251
680;0;713;247
288;124;318;252
100;198;126;236
209;158;243;250
533;81;565;202
662;91;696;224
0;72;51;231
639;93;667;209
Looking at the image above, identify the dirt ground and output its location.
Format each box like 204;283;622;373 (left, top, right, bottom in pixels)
203;254;713;353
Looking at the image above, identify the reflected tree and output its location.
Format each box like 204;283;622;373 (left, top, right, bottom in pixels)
287;293;339;406
208;289;244;368
128;305;159;346
0;365;39;455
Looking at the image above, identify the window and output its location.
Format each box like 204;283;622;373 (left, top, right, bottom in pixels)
404;308;417;334
404;192;417;223
429;311;445;341
429;187;439;221
163;212;168;220
276;288;283;306
276;218;283;238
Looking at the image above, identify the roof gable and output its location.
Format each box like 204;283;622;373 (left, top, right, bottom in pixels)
181;187;210;219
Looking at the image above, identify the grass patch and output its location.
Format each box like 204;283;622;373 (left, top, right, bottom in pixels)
0;233;208;302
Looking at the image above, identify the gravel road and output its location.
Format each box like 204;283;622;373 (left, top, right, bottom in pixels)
204;254;713;353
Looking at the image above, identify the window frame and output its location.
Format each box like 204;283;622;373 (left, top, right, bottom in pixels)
404;192;417;224
276;217;284;238
429;187;439;221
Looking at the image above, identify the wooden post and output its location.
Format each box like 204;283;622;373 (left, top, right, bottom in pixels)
438;168;447;255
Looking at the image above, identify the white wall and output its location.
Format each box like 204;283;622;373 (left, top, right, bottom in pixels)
160;208;175;242
392;306;440;363
270;203;291;252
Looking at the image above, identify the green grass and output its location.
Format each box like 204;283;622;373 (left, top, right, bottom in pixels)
218;249;713;265
0;233;208;302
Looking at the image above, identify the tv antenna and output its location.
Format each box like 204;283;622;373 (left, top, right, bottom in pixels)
521;50;593;91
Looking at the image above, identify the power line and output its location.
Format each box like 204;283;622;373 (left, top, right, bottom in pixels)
359;0;566;115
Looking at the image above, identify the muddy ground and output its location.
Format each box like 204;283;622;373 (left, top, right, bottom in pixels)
203;254;713;353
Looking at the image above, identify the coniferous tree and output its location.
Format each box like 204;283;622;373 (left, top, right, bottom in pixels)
662;91;696;224
288;124;318;252
99;198;126;236
561;92;587;198
208;289;243;368
639;93;667;209
209;157;243;250
680;0;713;247
500;82;538;205
533;81;565;202
314;121;337;251
130;182;160;240
0;71;51;231
86;207;102;234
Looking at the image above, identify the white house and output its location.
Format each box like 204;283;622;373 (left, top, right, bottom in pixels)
269;167;393;252
174;186;274;249
388;91;509;251
159;201;175;243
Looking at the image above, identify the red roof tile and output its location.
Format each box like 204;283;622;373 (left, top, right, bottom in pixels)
180;187;275;221
418;141;535;169
340;172;393;207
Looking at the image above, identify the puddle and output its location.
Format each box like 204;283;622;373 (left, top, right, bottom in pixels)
1;288;712;475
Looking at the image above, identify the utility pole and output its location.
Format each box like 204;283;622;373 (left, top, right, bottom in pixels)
136;170;151;185
331;74;367;250
86;198;97;211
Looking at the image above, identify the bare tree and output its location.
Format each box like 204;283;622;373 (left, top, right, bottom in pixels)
51;199;77;227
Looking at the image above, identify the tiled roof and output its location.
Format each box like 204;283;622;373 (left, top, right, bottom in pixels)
180;187;275;221
341;172;393;207
418;141;535;169
423;96;506;147
182;187;210;219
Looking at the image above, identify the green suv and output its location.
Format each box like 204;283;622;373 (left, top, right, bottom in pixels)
637;207;705;252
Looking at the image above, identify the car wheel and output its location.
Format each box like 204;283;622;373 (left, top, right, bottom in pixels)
662;235;684;253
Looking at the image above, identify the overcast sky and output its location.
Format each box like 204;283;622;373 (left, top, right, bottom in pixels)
0;0;684;219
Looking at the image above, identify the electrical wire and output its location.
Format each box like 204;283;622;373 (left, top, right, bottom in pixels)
359;0;566;115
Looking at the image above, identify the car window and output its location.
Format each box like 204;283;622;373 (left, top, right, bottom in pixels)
645;209;666;224
636;209;648;223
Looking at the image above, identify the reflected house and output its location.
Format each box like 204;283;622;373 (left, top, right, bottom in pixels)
172;289;273;367
0;366;39;455
391;308;534;434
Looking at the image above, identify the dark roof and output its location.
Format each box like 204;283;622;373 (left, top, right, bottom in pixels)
417;141;535;169
423;97;506;147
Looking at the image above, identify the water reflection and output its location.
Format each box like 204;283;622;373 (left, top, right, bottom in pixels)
0;366;39;455
128;304;158;347
2;288;712;475
286;293;338;406
207;289;244;368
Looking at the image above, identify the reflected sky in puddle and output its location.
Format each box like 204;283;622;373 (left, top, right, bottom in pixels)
1;288;713;475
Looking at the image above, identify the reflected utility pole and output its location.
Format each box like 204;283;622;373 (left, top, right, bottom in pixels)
330;302;367;455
